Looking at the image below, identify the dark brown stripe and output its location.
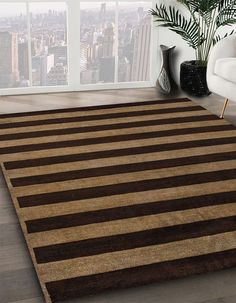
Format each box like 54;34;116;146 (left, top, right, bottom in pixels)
0;105;202;130
5;136;236;170
26;191;236;233
18;168;236;208
0;124;233;155
0;98;190;119
12;151;236;187
0;114;218;142
45;248;236;302
34;216;236;263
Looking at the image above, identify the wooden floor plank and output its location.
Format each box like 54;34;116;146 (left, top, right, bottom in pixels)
0;268;43;303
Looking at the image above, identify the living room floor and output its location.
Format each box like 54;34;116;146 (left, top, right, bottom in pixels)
0;87;236;303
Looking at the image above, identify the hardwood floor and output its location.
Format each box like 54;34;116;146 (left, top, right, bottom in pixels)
0;88;236;303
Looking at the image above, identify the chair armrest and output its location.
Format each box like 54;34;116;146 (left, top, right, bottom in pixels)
207;35;236;80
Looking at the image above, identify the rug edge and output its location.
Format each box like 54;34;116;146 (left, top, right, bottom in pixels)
0;163;52;303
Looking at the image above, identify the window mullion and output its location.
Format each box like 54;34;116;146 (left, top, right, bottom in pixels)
26;1;33;87
114;0;119;83
67;0;80;90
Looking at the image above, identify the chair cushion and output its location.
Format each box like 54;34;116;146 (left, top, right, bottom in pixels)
214;58;236;83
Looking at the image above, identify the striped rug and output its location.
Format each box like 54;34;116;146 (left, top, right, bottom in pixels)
1;98;236;303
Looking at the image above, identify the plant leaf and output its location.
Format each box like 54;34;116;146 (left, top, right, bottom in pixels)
150;4;205;49
213;29;235;45
216;0;236;27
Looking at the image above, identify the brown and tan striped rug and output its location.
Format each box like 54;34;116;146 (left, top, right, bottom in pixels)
1;98;236;303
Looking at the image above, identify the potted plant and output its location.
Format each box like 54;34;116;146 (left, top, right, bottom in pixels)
150;0;236;97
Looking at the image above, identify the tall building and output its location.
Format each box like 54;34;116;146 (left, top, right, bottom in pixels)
32;54;54;86
47;63;68;86
80;42;89;72
54;30;66;43
118;56;131;82
99;3;106;30
94;35;104;60
137;7;144;22
0;31;19;88
131;15;151;81
48;45;67;66
99;56;115;82
18;42;29;80
102;24;115;57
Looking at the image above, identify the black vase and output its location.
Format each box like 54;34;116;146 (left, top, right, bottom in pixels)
180;60;211;97
156;45;177;95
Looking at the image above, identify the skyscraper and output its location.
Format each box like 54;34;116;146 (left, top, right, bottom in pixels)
0;31;19;88
47;63;68;86
48;45;67;66
137;7;144;22
99;3;106;30
99;56;115;82
80;42;89;72
131;15;151;81
102;24;115;57
18;42;29;81
32;53;54;86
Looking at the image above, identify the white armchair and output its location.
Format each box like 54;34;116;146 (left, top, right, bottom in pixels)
207;35;236;118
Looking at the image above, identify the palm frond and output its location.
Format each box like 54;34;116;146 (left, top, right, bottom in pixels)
177;0;221;26
150;0;236;64
178;0;221;15
218;0;236;10
150;4;205;49
213;29;235;45
216;0;236;27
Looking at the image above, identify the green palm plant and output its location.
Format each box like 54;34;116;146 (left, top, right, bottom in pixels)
150;0;236;66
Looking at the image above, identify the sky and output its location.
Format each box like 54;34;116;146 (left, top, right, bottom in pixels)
0;3;66;17
0;2;151;17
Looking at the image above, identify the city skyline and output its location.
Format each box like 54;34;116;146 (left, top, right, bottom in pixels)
0;4;68;88
80;2;151;84
0;2;151;88
0;2;151;15
0;3;66;17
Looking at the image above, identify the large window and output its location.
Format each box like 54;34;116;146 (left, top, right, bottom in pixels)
80;2;116;84
118;2;151;82
0;1;153;94
30;2;68;87
0;3;29;88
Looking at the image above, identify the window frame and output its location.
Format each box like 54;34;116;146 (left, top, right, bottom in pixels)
0;0;157;96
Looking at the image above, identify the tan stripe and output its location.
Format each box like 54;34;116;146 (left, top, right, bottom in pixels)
19;180;236;221
0;110;210;135
1;130;235;162
11;160;236;197
0;101;196;124
8;143;236;178
29;203;236;248
0;120;227;148
38;231;236;282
